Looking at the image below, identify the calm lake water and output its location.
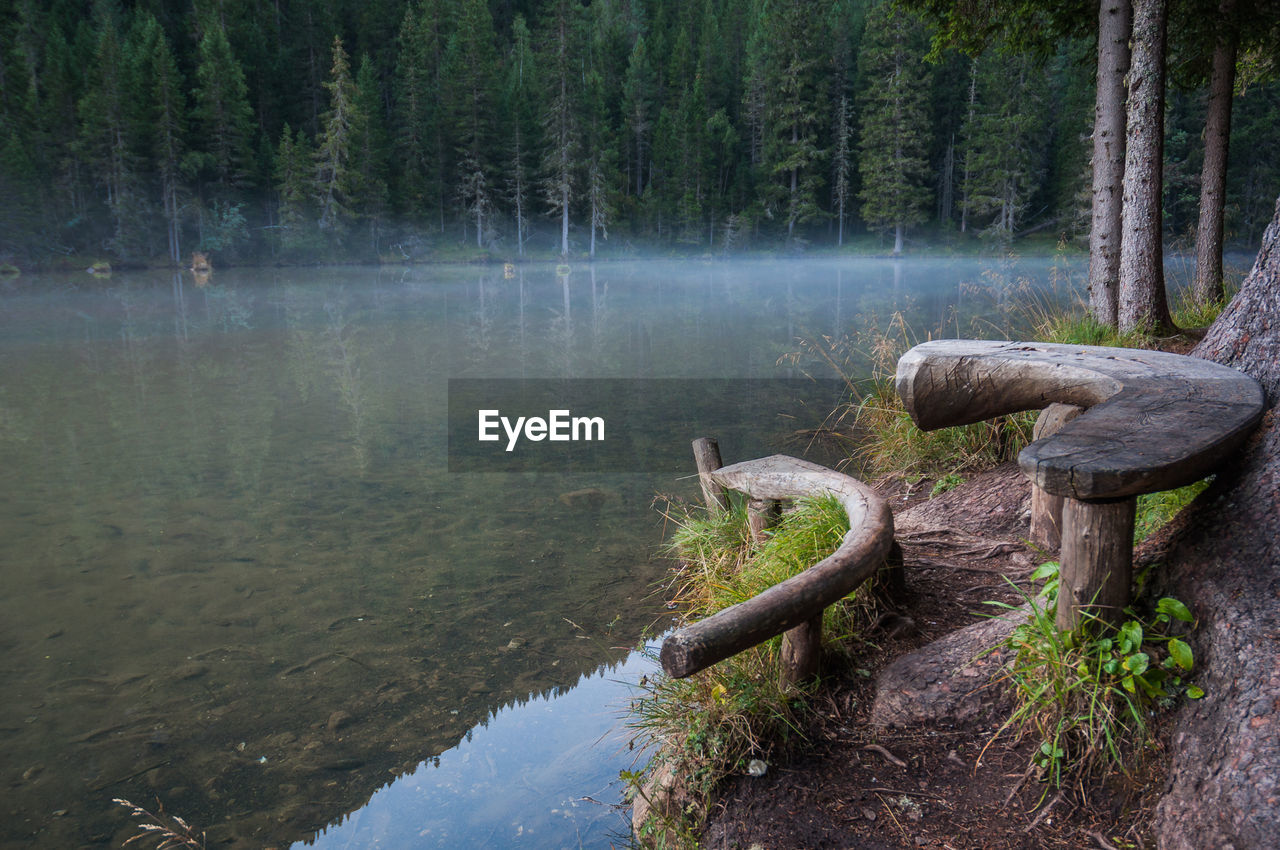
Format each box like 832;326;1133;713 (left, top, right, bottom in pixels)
0;256;1078;849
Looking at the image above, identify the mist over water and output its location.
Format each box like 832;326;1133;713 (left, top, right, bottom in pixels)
0;256;1078;848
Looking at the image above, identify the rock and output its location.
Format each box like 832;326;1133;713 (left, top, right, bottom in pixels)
631;760;679;844
326;711;354;735
557;487;616;508
870;612;1021;729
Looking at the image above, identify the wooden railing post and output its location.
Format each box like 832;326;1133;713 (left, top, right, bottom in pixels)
1029;403;1083;552
691;437;730;514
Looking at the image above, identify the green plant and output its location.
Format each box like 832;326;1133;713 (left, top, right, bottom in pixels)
931;472;965;496
784;312;1034;480
1135;478;1211;543
628;495;894;842
986;563;1200;789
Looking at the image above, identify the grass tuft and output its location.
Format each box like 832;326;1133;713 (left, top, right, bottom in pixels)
627;495;895;841
986;565;1201;790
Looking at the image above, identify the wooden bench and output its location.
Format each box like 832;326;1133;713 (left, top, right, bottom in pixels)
896;340;1265;629
660;440;897;684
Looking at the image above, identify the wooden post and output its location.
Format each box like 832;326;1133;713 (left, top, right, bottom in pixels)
692;437;730;514
1055;496;1137;631
1029;404;1084;552
746;497;780;544
781;615;822;685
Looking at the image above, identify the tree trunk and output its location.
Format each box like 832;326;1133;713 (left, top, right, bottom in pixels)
1087;0;1131;328
1117;0;1174;335
1192;1;1239;306
1151;194;1280;848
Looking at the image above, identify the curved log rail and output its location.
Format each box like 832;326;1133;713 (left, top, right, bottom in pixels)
896;340;1265;629
661;443;896;684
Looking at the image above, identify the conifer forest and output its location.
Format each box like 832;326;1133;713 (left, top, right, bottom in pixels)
1;0;1278;265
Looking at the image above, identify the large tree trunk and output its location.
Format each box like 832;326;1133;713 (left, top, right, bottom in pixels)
1087;0;1131;328
1118;0;1175;335
1192;1;1239;306
1151;195;1280;848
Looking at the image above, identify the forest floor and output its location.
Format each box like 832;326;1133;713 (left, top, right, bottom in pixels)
689;464;1169;850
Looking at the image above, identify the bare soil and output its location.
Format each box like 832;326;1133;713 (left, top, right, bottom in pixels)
693;464;1168;850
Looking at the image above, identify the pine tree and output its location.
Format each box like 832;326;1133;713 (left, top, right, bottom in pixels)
192;20;255;194
959;51;1049;240
353;54;390;248
857;1;932;255
622;35;655;197
832;93;853;246
394;2;436;222
314;35;362;235
275;123;316;255
77;7;146;258
502;14;539;257
760;0;828;244
444;0;499;246
539;0;581;257
136;12;188;265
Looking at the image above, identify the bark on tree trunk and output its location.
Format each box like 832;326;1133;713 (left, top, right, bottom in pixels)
1192;1;1239;306
1087;0;1131;328
1118;0;1174;335
1152;195;1280;848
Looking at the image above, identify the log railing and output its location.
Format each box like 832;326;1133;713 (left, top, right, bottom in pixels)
896;340;1265;630
660;438;897;684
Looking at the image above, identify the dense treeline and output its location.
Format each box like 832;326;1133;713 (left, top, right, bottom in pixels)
1;0;1277;265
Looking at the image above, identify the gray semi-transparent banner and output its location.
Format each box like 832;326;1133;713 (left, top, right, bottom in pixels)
447;378;850;473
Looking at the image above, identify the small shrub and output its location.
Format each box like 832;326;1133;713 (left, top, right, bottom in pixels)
986;563;1201;789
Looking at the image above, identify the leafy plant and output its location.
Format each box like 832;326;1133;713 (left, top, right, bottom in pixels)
931;472;965;496
987;563;1201;788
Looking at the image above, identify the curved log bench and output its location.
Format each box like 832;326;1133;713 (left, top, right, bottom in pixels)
661;448;896;683
896;340;1265;629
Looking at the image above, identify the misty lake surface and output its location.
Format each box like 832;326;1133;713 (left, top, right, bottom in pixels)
0;256;1079;848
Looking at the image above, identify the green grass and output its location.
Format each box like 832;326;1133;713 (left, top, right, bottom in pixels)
786;312;1035;481
628;495;895;842
986;565;1201;790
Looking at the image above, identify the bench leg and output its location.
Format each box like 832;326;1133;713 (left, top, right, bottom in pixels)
781;615;822;685
1056;496;1136;632
747;497;780;544
1029;404;1084;552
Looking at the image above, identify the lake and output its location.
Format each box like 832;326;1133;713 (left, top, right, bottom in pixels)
0;256;1079;849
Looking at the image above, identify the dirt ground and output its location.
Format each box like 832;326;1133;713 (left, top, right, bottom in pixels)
693;465;1169;850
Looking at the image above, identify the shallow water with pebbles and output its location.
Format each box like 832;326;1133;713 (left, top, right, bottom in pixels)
0;258;1070;848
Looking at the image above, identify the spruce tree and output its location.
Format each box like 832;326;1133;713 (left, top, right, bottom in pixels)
136;13;188;265
192;20;255;194
77;9;146;258
857;1;932;255
443;0;499;246
959;51;1049;240
502;14;539;256
539;0;582;257
314;35;361;235
353;54;390;247
761;0;827;244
